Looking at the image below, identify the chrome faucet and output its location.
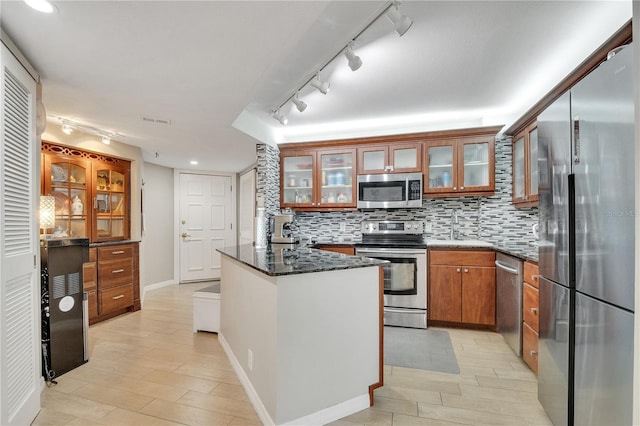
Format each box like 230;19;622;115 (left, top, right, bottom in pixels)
450;210;459;240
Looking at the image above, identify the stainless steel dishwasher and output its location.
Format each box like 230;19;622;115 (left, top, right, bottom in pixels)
495;253;523;356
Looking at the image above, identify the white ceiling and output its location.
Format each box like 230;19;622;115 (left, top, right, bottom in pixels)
0;1;632;172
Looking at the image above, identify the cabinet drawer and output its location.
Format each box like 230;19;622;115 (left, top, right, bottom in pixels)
98;245;134;262
98;258;133;288
83;261;97;291
429;250;495;267
523;282;539;332
99;284;133;315
316;245;355;255
522;322;538;374
87;289;98;319
524;261;539;288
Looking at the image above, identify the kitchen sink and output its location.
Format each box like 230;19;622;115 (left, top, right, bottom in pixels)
426;239;493;248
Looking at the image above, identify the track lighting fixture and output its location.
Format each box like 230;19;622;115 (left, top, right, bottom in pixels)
344;43;362;72
292;93;307;112
272;110;288;126
101;135;111;145
61;123;74;135
310;74;330;95
270;1;413;120
386;1;413;37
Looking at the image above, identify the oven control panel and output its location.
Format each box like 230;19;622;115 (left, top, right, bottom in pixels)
361;220;424;235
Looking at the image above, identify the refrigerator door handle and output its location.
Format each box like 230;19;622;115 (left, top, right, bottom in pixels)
573;115;580;164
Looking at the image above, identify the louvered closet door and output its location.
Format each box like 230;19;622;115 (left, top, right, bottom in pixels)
0;43;41;426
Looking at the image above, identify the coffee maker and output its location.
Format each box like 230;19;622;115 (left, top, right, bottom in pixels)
270;212;296;244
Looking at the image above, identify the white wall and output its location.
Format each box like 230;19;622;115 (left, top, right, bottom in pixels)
141;162;174;287
633;3;639;425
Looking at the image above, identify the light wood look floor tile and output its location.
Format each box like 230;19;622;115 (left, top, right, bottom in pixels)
32;283;551;426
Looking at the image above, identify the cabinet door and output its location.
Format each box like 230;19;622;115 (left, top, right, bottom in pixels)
317;149;355;208
527;126;539;200
523;282;539;332
281;151;316;207
424;139;456;194
94;165;129;242
389;143;422;173
459;137;494;193
428;265;461;322
512;135;526;202
43;155;91;238
522;322;539;374
461;266;496;325
357;145;388;174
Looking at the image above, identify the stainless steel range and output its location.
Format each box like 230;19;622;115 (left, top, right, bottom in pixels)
356;220;427;329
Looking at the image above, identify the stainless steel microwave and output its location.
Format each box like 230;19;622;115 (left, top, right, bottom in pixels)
357;173;423;209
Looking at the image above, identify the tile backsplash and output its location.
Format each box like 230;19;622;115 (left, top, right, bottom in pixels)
256;137;538;259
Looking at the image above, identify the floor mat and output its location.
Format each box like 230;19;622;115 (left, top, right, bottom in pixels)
384;326;460;374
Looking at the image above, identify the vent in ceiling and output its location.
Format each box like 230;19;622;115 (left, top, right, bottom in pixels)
141;116;171;125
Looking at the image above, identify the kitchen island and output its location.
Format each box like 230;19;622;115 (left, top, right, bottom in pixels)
217;244;386;425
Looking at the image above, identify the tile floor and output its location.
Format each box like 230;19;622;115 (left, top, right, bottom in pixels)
33;283;551;426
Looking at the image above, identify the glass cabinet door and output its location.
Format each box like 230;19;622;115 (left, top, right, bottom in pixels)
95;167;127;241
528;127;539;197
319;150;355;207
358;146;387;174
389;143;421;173
425;144;455;191
513;136;525;200
45;158;90;238
281;154;314;206
462;141;490;189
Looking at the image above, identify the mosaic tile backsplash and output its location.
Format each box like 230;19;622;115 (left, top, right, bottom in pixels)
256;137;538;260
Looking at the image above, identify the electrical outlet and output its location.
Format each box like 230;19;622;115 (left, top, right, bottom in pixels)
424;223;432;232
339;222;346;232
248;349;253;371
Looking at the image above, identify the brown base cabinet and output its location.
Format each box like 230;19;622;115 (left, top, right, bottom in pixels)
428;250;496;327
315;245;356;255
522;261;539;373
84;242;140;324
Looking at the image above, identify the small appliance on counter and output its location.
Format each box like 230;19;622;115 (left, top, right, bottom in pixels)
270;209;298;245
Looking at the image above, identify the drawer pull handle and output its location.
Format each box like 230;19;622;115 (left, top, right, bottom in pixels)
112;250;125;255
532;275;538;281
112;294;125;300
530;307;537;314
112;269;125;274
530;350;537;356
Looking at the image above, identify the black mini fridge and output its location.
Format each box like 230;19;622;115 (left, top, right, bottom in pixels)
40;237;89;380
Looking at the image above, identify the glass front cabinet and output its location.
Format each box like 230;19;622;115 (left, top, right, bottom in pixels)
512;122;538;207
424;136;495;197
356;142;421;174
281;148;356;210
41;142;131;242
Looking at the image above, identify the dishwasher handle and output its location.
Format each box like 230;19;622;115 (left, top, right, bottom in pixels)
495;260;519;275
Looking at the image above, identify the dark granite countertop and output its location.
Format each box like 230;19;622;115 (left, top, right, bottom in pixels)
218;244;388;277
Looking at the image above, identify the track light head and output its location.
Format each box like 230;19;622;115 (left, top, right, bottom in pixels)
272;110;288;125
310;75;330;95
61;123;74;135
344;44;362;72
386;2;413;36
292;94;307;112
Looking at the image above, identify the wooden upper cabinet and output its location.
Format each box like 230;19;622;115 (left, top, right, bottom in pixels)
41;141;131;243
356;142;421;174
280;148;356;210
512;122;539;207
424;136;495;197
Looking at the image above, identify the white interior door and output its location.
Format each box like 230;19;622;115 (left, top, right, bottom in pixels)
179;173;234;282
0;43;41;426
238;169;256;246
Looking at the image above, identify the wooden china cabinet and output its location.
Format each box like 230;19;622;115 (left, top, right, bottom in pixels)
41;141;139;324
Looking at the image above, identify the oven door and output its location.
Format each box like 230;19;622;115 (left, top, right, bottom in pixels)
356;247;427;310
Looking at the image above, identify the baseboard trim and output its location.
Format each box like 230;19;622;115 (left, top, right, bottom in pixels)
218;333;371;426
140;280;176;307
218;333;275;425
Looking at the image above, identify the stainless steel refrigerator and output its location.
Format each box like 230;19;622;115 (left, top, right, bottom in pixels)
537;44;635;426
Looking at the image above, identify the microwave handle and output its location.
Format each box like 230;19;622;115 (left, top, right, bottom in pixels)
405;176;409;206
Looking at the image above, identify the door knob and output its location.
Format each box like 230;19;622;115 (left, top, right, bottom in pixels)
181;232;190;238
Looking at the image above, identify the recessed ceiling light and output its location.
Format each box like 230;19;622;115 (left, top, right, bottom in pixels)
24;0;56;14
190;160;198;165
